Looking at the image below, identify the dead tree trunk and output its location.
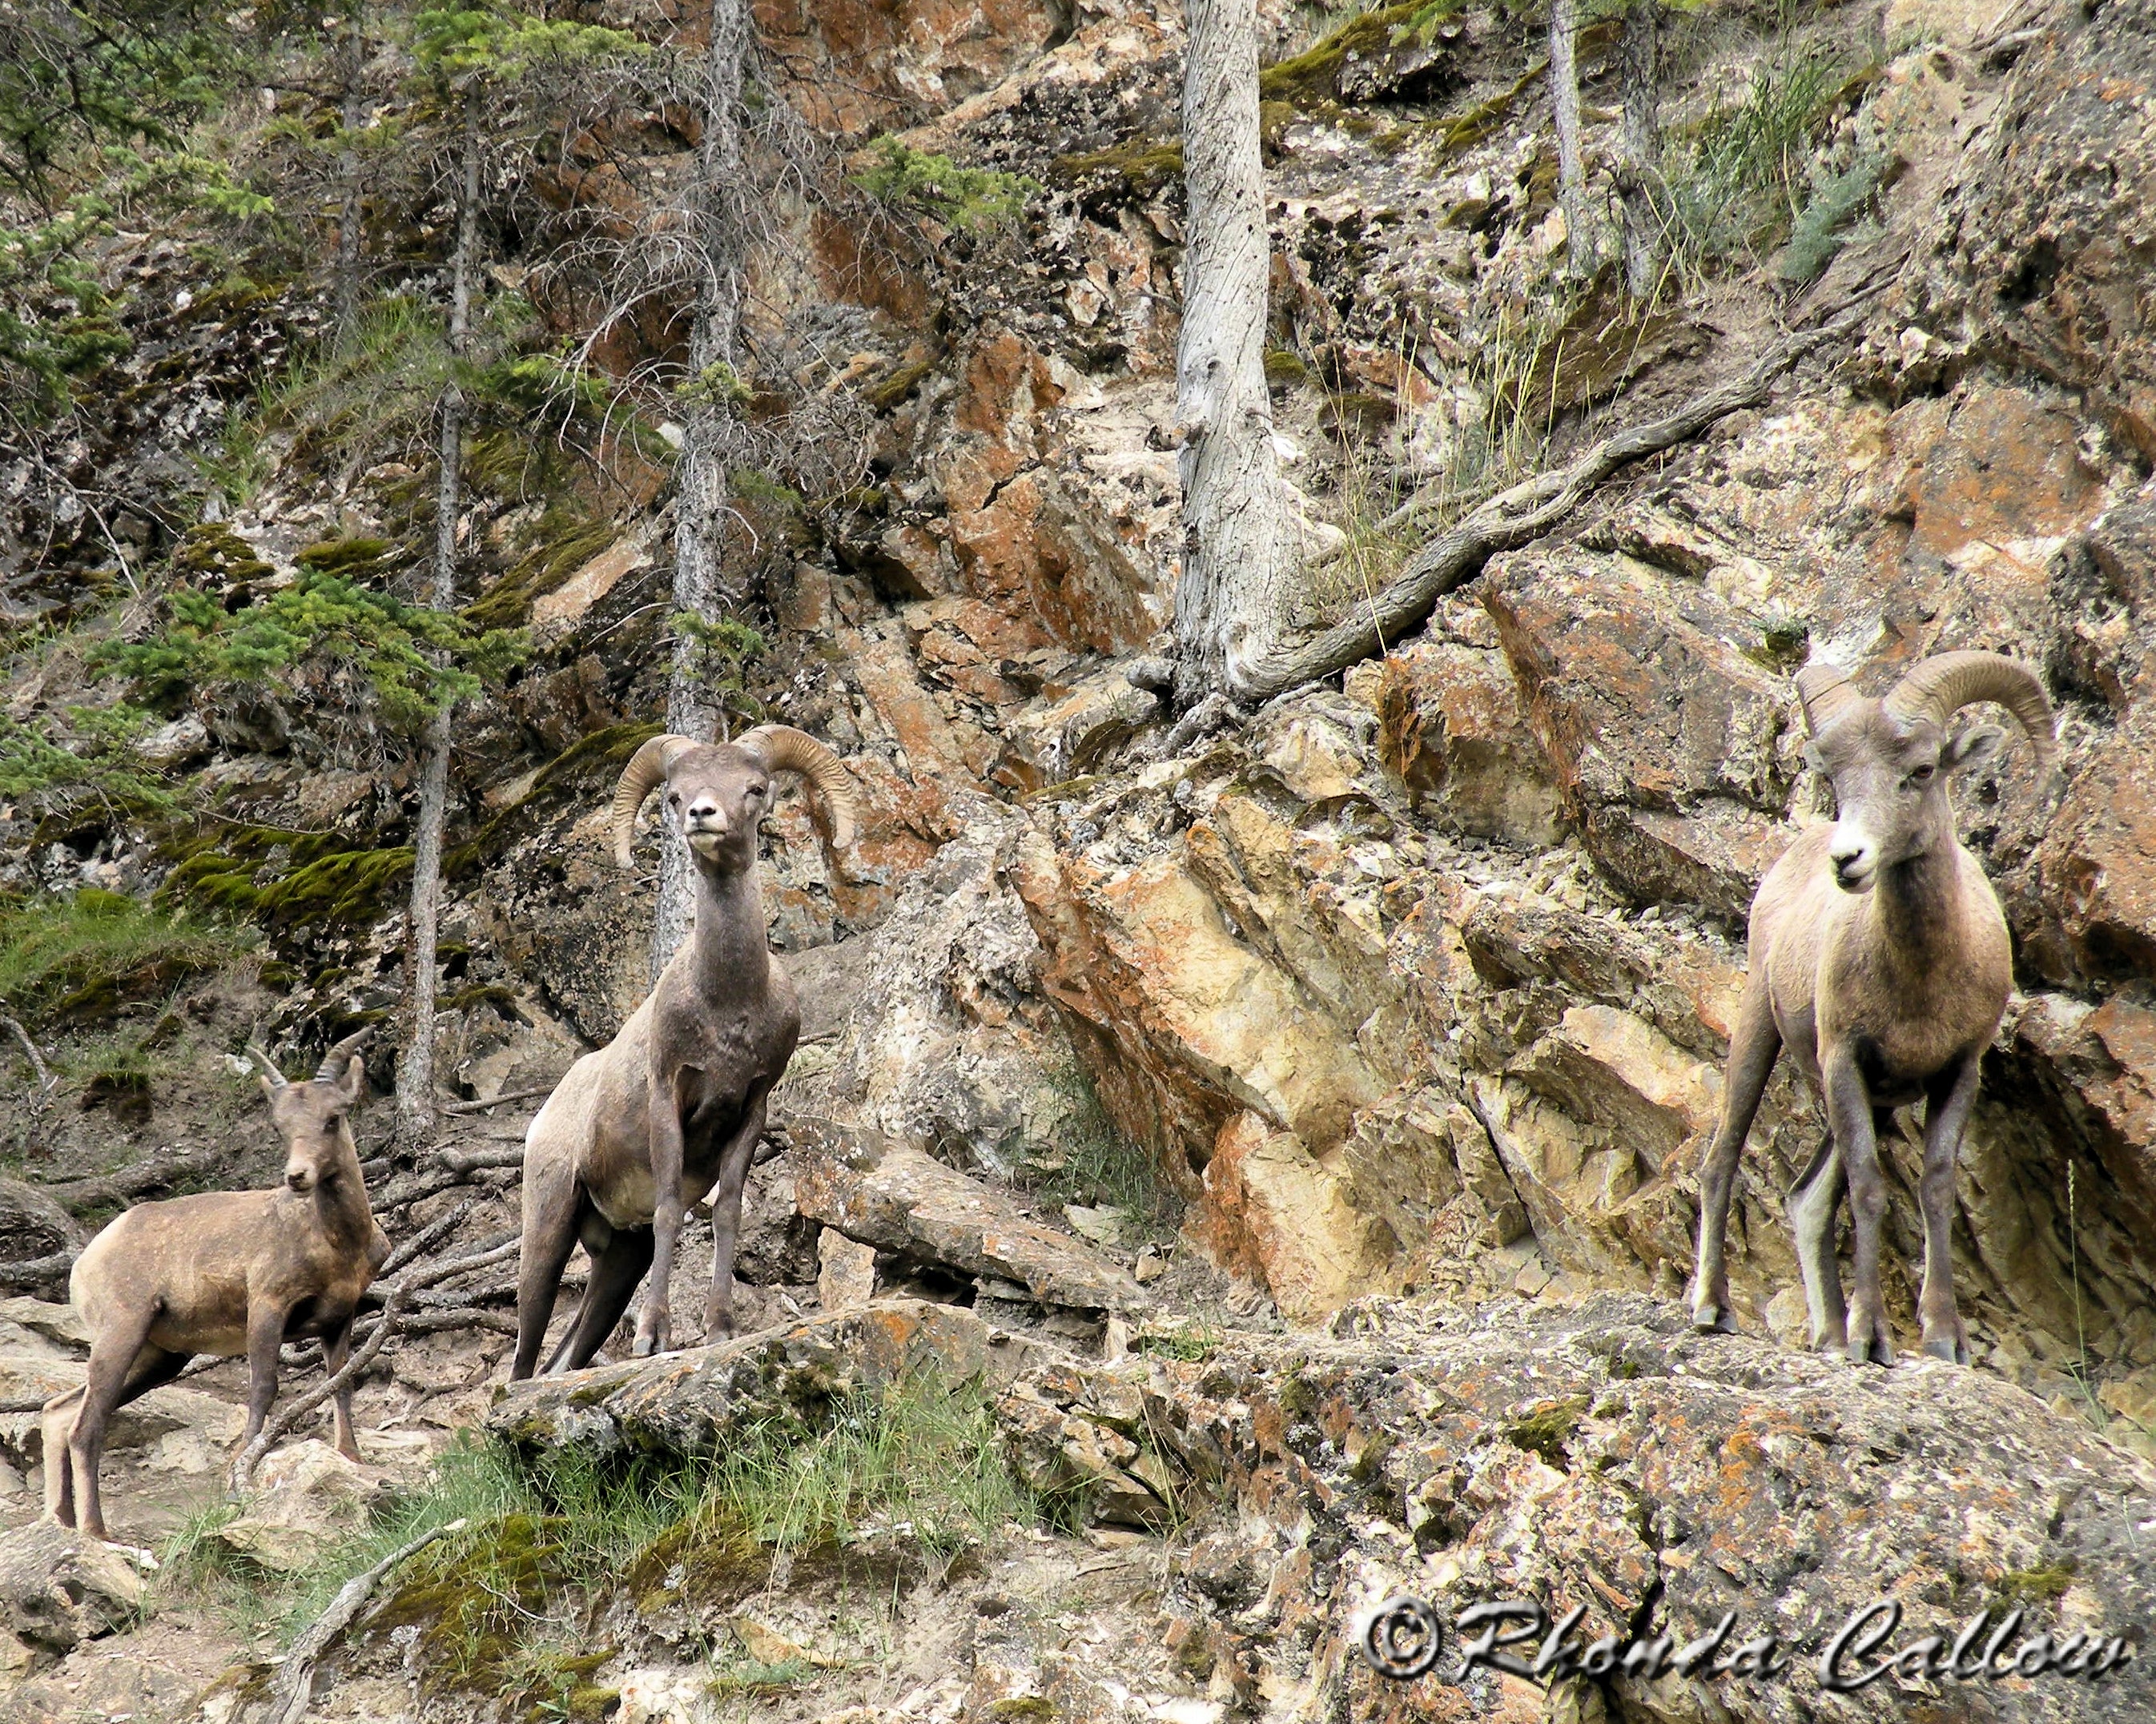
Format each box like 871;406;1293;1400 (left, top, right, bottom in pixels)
394;90;481;1151
333;2;367;344
1173;0;1293;706
1618;0;1662;298
1550;0;1585;267
653;0;749;976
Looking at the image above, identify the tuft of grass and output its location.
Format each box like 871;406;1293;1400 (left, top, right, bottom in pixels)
1663;51;1873;285
0;890;248;1025
1015;1067;1177;1240
191;1375;1046;1698
1779;145;1888;283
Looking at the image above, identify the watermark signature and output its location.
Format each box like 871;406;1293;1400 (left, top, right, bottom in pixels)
1357;1593;2137;1691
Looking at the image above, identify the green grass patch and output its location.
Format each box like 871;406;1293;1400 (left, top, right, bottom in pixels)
1014;1066;1178;1242
0;890;249;1025
177;1374;1046;1700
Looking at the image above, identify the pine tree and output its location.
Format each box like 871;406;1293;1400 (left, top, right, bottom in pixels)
650;0;750;977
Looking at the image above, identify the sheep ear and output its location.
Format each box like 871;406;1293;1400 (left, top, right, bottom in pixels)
333;1055;366;1106
1945;724;2004;775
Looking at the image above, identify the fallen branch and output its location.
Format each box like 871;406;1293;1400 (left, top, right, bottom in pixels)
439;1085;557;1116
1236;312;1867;703
230;1235;519;1487
437;1143;525;1176
2;1015;60;1157
38;1143;231;1217
372;1163;519;1212
261;1519;465;1724
380;1200;475;1277
0;1250;72;1288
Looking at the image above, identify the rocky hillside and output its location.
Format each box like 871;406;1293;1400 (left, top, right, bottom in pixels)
2;0;2154;1718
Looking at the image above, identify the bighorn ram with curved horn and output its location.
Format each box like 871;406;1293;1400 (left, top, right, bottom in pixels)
43;1031;389;1539
1690;650;2057;1365
511;725;857;1378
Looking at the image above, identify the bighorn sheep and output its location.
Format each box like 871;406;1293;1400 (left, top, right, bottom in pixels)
43;1031;390;1538
511;725;857;1378
1690;651;2057;1365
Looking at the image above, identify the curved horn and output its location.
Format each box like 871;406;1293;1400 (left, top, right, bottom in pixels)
245;1040;289;1091
736;725;859;852
1793;657;1865;738
1884;650;2057;776
609;733;698;870
313;1027;372;1084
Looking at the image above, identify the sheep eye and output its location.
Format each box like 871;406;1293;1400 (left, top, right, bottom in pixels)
1909;763;1936;785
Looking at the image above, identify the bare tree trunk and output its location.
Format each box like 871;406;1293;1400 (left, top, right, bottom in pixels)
1618;0;1662;298
395;90;481;1151
333;2;366;344
1550;0;1584;267
1173;0;1293;706
653;0;749;977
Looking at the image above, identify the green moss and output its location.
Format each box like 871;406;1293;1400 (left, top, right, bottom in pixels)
1257;2;1422;108
988;1701;1057;1722
1506;1396;1589;1469
372;1513;562;1695
866;356;935;412
465;505;619;629
1995;1561;2077;1609
159;827;416;932
1048;140;1184;200
171;523;272;586
295;536;404;578
1263;348;1309;388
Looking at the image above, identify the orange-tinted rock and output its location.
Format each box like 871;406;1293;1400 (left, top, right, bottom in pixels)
2037;702;2156;983
1482;548;1797;914
1377;636;1561;846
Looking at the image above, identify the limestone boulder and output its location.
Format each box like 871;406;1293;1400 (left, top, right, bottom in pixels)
1377;633;1561;847
0;1521;143;1667
2035;701;2156;985
213;1439;398;1573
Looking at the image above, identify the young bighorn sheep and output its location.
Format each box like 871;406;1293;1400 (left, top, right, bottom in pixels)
1690;651;2057;1365
42;1031;390;1538
511;725;857;1378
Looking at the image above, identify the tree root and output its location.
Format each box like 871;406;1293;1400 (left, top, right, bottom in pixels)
1235;305;1877;703
261;1519;464;1724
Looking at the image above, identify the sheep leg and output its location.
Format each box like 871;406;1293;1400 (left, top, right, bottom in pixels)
324;1317;361;1460
1824;1043;1893;1366
1916;1050;1981;1365
1786;1131;1848;1352
513;1162;587;1382
633;1072;690;1359
65;1301;163;1541
1689;971;1780;1334
238;1300;290;1457
557;1229;655;1372
41;1387;85;1525
702;1084;771;1343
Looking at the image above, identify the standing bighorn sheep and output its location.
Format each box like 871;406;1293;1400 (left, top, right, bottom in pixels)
1690;650;2057;1365
43;1031;389;1539
511;726;857;1378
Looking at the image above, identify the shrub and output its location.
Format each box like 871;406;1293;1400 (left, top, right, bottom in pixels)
851;139;1038;234
0;704;183;815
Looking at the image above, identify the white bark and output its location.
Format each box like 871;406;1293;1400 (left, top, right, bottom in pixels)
653;0;750;977
1174;0;1293;704
394;90;481;1149
1550;0;1584;264
1619;0;1662;297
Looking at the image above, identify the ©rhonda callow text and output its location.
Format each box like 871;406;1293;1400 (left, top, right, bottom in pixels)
1356;1592;2137;1692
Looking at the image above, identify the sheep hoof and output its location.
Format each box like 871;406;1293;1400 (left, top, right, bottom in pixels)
1691;1304;1737;1336
1846;1333;1893;1368
1921;1336;1969;1365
